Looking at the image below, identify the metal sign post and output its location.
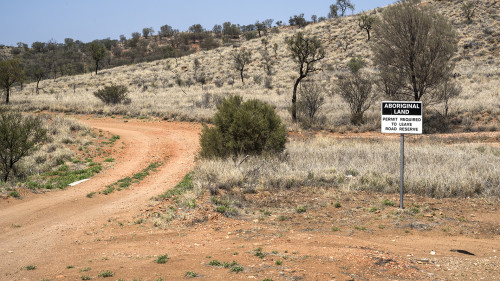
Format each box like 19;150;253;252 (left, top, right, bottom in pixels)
400;134;404;209
381;101;423;209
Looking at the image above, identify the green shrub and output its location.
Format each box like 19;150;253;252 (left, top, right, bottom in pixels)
155;254;169;264
185;271;199;278
93;84;129;105
9;190;20;198
230;266;244;273
200;96;287;158
98;270;114;277
382;199;395;206
209;260;222;266
296;205;307;213
0;110;48;182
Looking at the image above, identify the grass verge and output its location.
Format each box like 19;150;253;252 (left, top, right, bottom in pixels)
100;161;163;195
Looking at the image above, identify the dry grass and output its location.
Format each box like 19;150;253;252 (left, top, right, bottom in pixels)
0;114;94;192
19;114;92;175
193;136;500;199
6;0;498;131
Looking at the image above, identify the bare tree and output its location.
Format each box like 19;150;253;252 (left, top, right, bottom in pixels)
286;32;325;122
337;70;376;125
338;30;351;52
298;81;325;122
193;58;201;80
371;0;457;102
461;1;477;24
260;38;274;76
232;49;252;84
358;14;376;41
336;0;355;17
430;79;461;117
27;64;46;95
255;21;266;37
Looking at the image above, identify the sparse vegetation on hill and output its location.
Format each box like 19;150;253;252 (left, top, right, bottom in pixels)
1;0;498;133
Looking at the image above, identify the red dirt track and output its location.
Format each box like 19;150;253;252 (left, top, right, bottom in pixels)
0;118;200;280
0;117;498;280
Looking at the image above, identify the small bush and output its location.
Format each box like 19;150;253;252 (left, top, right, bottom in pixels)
244;31;258;40
336;71;376;125
93;84;129;105
185;271;199;278
98;271;114;277
209;260;222;266
254;247;265;258
297;82;325;124
296;205;307;213
200;96;287;158
155;254;169;264
230;266;244;273
382;199;395;206
223;261;238;268
9;190;20;198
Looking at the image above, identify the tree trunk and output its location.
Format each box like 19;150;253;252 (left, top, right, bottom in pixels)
3;159;14;181
444;99;449;118
292;77;303;122
95;60;99;75
36;80;40;95
351;111;364;125
240;68;244;84
5;87;10;104
411;74;419;101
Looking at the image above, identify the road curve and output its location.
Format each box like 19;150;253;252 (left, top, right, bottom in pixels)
0;117;201;276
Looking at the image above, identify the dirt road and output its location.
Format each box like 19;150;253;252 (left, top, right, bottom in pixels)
0;117;200;280
0;117;498;280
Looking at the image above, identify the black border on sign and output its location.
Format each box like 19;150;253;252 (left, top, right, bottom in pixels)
381;101;423;135
381;101;422;116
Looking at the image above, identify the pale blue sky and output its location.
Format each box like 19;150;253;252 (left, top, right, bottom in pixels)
0;0;395;46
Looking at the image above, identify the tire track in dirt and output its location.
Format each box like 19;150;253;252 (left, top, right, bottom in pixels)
0;117;200;276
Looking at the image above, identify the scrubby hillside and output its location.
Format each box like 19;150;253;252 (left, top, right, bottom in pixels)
9;0;500;132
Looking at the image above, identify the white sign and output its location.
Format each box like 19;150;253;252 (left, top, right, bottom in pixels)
381;101;422;134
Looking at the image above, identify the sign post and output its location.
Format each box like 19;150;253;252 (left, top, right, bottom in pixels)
381;101;423;209
400;134;404;209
